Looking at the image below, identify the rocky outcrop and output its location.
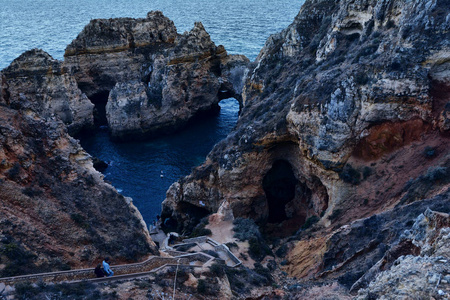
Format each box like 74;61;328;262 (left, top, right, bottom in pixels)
64;11;178;99
356;208;450;299
160;0;450;294
64;11;249;141
1;49;94;135
162;0;450;233
0;103;156;276
283;192;450;288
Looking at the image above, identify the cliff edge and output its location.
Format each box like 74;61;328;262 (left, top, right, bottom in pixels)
161;0;449;295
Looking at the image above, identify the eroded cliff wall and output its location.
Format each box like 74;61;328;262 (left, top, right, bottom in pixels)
0;51;157;276
1;49;94;136
161;0;450;289
0;101;156;276
64;11;249;141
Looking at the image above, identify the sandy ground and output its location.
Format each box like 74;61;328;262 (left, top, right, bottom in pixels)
206;211;256;268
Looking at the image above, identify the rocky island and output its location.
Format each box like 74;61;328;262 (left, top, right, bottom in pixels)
0;0;449;298
64;11;249;141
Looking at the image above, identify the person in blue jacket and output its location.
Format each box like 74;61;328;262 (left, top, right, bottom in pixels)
102;257;114;277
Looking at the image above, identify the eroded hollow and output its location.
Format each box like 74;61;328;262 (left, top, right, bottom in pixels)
262;158;329;237
89;90;110;126
263;160;297;223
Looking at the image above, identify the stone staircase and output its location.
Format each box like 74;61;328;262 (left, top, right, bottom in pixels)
0;235;241;296
0;251;213;289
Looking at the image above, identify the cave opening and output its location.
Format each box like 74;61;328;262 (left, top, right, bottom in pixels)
263;160;297;223
89;90;110;127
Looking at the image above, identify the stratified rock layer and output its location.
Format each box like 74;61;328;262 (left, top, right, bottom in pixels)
163;0;449;232
161;0;450;290
1;49;94;135
64;11;249;141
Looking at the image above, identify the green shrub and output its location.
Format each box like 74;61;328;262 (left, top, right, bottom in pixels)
209;262;225;277
190;217;212;238
233;218;272;261
190;226;212;237
339;164;361;185
70;213;83;223
362;166;373;179
400;166;449;204
0;242;37;277
425;166;447;182
7;163;21;181
197;279;207;294
22;187;43;198
248;238;272;262
14;282;39;299
225;242;239;250
254;263;273;283
196;278;218;295
385;20;396;29
275;244;288;258
354;72;369;85
233;218;261;241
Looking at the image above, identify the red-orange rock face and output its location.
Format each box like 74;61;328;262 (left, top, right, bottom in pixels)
161;0;450;292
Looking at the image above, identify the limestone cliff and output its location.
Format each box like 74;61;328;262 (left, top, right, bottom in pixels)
64;11;249;141
0;10;250;278
1;49;94;135
161;0;450;292
0;99;156;277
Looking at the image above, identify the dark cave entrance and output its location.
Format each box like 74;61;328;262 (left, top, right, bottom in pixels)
262;158;330;237
263;160;297;223
90;90;110;126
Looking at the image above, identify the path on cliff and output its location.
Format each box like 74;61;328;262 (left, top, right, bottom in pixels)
0;233;242;296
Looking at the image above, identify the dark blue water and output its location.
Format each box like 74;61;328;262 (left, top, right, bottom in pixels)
1;0;304;224
80;99;239;221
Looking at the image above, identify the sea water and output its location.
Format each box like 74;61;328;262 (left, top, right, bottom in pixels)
1;0;303;223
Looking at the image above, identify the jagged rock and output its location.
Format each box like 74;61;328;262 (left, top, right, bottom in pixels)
356;209;450;299
283;192;450;290
64;11;178;98
64;11;249;141
1;49;94;135
0;104;156;276
162;0;450;240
